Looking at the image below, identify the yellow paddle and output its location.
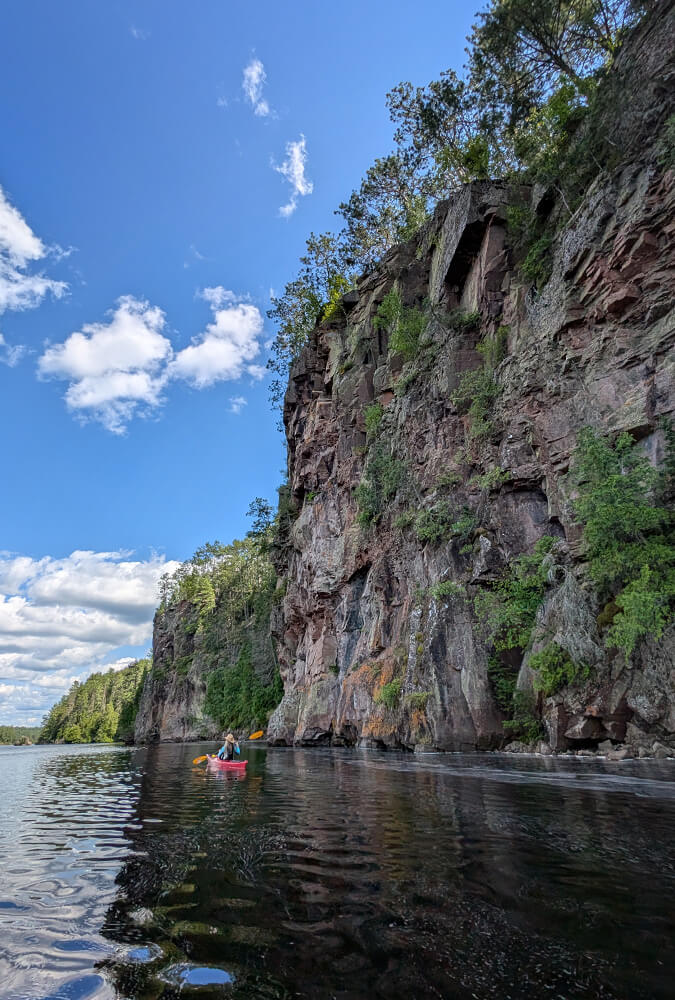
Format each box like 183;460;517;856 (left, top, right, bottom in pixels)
192;730;264;765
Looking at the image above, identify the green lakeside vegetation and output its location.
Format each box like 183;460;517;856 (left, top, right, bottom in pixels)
39;659;149;744
0;726;42;745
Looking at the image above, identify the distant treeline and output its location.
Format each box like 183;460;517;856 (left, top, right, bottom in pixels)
0;726;42;745
40;659;149;744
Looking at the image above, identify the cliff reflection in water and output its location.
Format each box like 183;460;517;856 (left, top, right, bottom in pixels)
99;745;675;1000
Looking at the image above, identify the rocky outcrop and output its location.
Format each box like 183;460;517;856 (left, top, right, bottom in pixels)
134;601;217;743
134;588;278;743
268;4;675;753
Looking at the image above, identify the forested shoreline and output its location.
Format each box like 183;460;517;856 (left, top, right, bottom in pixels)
0;726;42;745
39;659;149;744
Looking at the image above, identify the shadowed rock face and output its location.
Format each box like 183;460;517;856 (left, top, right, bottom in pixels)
268;5;675;752
134;602;216;743
134;599;276;744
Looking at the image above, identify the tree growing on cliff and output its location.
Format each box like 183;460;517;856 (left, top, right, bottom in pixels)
386;71;505;196
468;0;646;122
246;497;275;543
266;0;650;412
267;231;350;410
389;0;645;193
337;154;432;270
572;428;675;657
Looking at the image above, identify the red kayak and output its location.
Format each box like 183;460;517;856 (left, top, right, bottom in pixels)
206;755;247;771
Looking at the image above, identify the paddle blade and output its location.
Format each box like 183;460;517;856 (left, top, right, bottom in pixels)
192;755;208;765
248;730;264;741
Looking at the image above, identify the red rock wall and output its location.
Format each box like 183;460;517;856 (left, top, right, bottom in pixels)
268;5;675;752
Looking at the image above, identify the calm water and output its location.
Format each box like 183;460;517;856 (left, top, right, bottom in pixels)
1;744;674;1000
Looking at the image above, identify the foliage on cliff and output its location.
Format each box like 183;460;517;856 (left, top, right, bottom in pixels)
40;659;149;744
475;536;557;653
154;510;283;731
0;726;42;745
158;535;273;635
479;427;674;734
205;643;283;731
267;0;649;404
573;427;675;656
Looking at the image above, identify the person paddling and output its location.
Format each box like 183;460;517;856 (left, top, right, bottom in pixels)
216;732;239;761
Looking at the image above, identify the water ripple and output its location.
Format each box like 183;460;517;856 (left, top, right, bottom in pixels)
2;743;674;999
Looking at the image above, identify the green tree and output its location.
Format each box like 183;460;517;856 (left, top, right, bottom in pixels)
572;428;675;656
40;659;149;744
386;70;506;194
468;0;644;125
62;724;84;743
267;231;349;410
338;154;431;270
246;497;275;551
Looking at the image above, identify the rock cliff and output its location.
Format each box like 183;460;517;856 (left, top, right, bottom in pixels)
134;601;215;743
267;4;675;753
134;596;276;743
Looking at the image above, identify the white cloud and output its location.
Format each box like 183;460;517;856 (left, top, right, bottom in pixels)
169;289;264;388
216;95;228;108
242;57;272;117
273;135;313;217
0;186;68;314
198;285;237;308
130;26;149;41
229;396;247;414
105;656;137;673
183;244;207;270
0;549;180;725
38;296;172;433
38;288;268;432
0;332;26;367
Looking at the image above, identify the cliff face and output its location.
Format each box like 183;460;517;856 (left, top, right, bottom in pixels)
134;597;276;743
133;602;214;743
268;6;675;752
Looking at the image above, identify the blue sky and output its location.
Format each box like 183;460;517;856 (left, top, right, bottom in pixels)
0;0;476;724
